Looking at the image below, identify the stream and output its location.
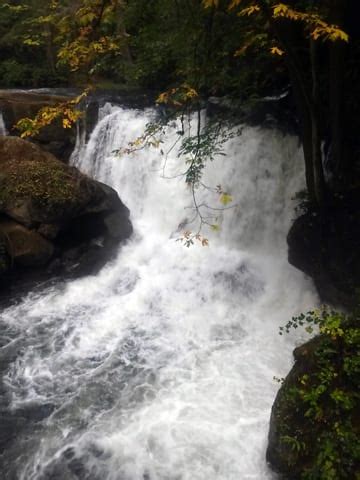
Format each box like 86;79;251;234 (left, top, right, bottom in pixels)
0;104;317;479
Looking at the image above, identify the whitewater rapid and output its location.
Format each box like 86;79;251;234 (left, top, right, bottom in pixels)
0;105;317;479
0;111;7;136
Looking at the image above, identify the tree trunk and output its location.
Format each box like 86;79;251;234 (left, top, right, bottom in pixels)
44;24;56;76
329;0;347;184
289;71;316;203
310;39;326;205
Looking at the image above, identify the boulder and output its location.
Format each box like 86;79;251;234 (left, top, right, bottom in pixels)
266;337;324;478
0;218;54;267
0;135;132;287
287;190;360;308
267;330;360;479
0;237;10;276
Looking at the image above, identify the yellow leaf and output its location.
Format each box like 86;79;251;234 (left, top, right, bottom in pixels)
202;0;219;8
270;46;285;56
273;3;289;17
228;0;243;10
239;5;260;16
220;193;233;206
62;118;72;129
211;224;220;232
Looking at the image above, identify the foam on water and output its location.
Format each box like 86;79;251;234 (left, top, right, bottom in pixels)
0;111;7;136
0;105;317;480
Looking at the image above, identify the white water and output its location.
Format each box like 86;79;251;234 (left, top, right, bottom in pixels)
0;105;317;480
0;111;7;136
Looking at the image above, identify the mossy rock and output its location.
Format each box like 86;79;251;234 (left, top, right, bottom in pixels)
0;136;117;227
267;332;360;479
0;135;132;289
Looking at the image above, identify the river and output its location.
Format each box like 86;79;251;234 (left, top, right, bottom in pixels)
0;104;317;479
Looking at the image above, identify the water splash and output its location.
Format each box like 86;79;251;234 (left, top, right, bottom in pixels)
0;111;7;136
0;105;317;480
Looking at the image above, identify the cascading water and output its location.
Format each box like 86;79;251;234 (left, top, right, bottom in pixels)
0;104;317;480
0;111;7;136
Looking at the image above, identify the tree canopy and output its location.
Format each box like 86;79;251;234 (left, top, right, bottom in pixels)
1;0;360;207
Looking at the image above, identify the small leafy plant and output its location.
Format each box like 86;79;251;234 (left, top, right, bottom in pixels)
278;308;360;480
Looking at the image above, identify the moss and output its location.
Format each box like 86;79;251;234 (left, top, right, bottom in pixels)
0;158;82;207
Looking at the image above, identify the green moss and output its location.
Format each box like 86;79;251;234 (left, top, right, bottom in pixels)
0;158;81;206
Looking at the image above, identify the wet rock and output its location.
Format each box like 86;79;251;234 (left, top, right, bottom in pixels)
287;190;360;307
266;336;323;478
0;237;10;276
0;136;132;292
0;218;54;267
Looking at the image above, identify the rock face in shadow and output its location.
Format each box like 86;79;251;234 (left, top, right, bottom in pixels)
267;191;360;479
287;190;360;308
0;136;132;293
266;337;325;479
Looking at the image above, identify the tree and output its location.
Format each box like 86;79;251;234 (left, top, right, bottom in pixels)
4;0;359;211
203;0;349;206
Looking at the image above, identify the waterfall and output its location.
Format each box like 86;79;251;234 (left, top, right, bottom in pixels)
0;111;7;136
0;104;317;480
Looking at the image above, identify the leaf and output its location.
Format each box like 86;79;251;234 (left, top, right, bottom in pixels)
220;193;233;206
211;224;220;232
228;0;244;10
62;118;72;129
270;46;285;56
202;0;219;8
273;4;290;18
23;38;41;46
239;5;260;17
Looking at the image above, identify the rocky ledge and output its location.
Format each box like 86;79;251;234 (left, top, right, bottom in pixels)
287;190;360;308
0;135;132;294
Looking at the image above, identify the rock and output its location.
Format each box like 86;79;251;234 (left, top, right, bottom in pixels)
0;218;54;267
104;210;133;240
0;136;129;228
0;135;132;289
0;236;10;276
287;190;360;307
0;89;78;162
267;328;360;480
266;336;324;478
37;223;60;240
0;136;93;226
